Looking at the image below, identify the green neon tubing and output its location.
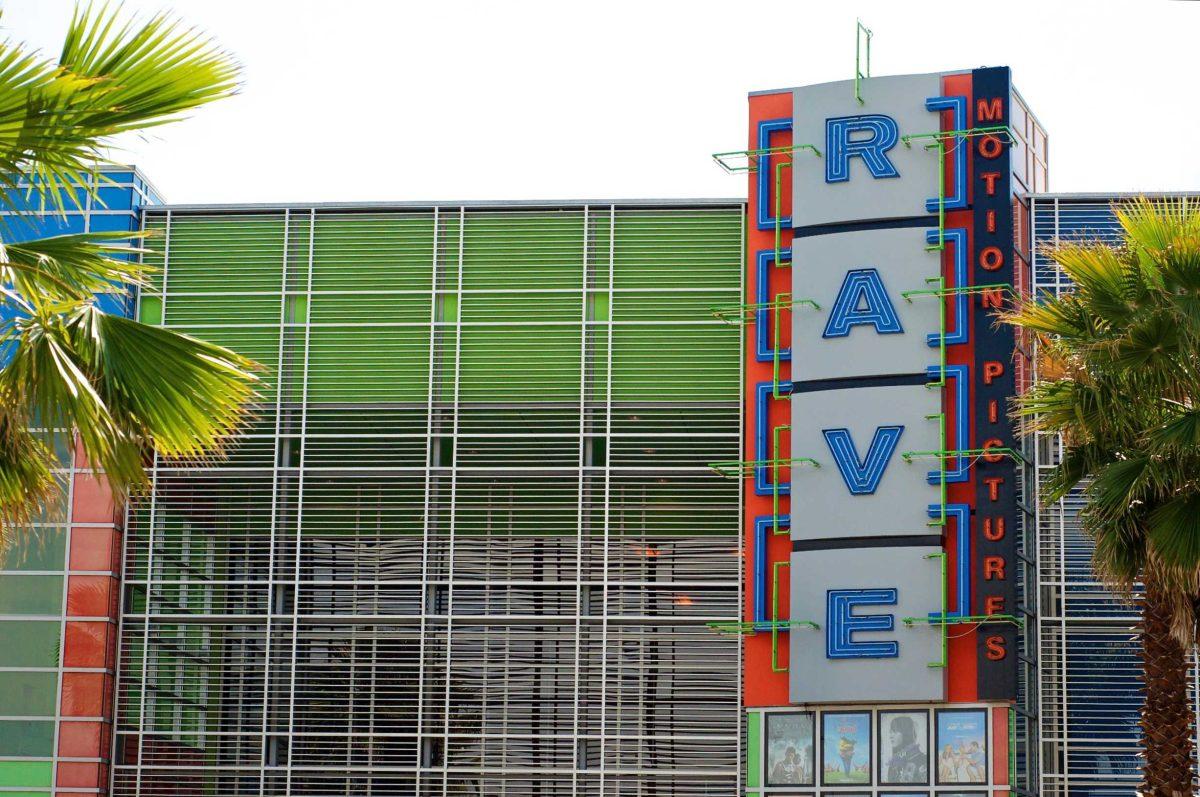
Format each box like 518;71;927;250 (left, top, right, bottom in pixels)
854;20;872;105
896;413;947;527
904;613;1022;628
931;140;946;250
772;424;789;534
704;619;819;636
929;551;948;668
707;456;820;479
710;142;821;175
775;161;789;267
900;446;1028;471
898;126;1018;250
933;412;947;526
771;560;790;672
1009;707;1017;788
773;294;786;399
772;293;819;399
900;279;1018;392
708;295;819;329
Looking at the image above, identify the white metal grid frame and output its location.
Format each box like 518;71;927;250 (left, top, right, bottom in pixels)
110;202;747;797
1031;195;1200;797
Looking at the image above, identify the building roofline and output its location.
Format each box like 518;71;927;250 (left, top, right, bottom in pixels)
144;197;746;213
95;164;165;203
1029;191;1200;200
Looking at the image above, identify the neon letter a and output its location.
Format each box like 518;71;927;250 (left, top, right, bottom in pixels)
823;268;903;338
823;426;903;495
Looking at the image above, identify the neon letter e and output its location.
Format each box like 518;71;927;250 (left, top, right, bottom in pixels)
826;588;898;658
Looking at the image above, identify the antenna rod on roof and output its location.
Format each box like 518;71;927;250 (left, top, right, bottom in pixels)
855;19;873;105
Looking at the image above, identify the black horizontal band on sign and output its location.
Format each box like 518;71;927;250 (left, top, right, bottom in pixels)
792;534;943;552
791;372;929;394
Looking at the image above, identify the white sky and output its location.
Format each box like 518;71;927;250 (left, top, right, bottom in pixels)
5;0;1197;204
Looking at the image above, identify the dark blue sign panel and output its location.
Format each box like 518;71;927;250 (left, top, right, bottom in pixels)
970;66;1019;700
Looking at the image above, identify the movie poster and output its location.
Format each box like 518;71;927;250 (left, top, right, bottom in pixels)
822;712;871;785
879;710;930;785
935;710;988;784
765;712;815;786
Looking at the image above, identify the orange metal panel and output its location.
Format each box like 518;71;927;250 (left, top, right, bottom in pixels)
63;621;110;668
61;672;106;717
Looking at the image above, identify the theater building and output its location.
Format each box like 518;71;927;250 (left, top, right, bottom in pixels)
0;64;1190;797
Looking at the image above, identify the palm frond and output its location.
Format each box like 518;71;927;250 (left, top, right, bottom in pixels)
1;230;150;303
1087;456;1155;521
1116;197;1200;262
0;300;260;504
1149;409;1200;451
0;298;145;498
1007;196;1200;640
69;307;260;463
1148;495;1200;571
1089;514;1144;594
0;2;241;214
0;407;59;538
1046;242;1136;327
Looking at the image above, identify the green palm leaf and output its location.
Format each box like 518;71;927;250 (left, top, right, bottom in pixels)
0;3;253;527
1007;197;1200;646
0;2;239;214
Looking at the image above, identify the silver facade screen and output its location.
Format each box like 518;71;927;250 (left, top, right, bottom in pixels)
110;203;746;797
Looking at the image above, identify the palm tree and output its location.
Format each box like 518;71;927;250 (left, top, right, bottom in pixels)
0;5;257;539
1005;197;1200;797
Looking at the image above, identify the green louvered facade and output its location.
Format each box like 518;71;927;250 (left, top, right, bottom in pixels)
113;201;746;796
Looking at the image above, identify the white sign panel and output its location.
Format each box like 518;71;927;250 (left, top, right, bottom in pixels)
791;73;945;228
789;546;945;703
790;383;940;542
792;226;942;382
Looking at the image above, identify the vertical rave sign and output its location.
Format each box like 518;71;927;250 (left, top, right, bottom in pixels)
971;66;1019;699
739;66;1032;712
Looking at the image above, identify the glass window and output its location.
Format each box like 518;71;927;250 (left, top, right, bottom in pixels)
0;673;57;716
0;720;55;756
0;576;62;615
0;623;60;668
0;759;54;788
0;527;66;572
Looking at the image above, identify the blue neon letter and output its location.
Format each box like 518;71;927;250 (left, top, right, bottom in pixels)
826;588;898;658
823;425;903;495
825;114;901;183
823;268;903;338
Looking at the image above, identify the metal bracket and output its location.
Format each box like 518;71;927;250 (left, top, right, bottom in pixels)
855;20;872;105
900;126;1019;251
708;456;821;479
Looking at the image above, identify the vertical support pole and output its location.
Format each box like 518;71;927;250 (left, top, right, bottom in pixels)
598;204;616;795
283;208;316;796
415;205;439;790
257;208;290;795
570;205;589;797
440;205;466;796
132;208;169;797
